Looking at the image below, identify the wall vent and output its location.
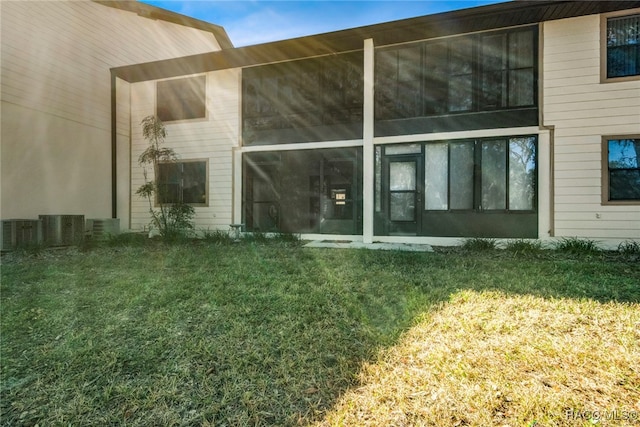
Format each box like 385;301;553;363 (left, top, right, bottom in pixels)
39;215;85;246
86;218;120;240
1;219;42;251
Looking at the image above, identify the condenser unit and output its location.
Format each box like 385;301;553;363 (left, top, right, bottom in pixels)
39;215;85;246
86;218;120;240
1;219;42;251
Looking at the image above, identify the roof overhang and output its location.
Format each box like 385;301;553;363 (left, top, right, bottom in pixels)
112;0;640;83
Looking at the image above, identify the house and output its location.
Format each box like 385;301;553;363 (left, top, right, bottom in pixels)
4;1;640;248
0;0;231;223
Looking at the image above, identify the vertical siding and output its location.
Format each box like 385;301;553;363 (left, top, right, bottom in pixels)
0;1;222;219
129;70;240;232
543;15;640;242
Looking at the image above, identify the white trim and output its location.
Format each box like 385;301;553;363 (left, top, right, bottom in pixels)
232;147;243;225
375;126;542;144
537;129;552;239
363;38;376;244
298;234;364;242
239;139;363;153
237;126;543;152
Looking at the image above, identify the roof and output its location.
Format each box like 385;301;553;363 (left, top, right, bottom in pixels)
93;0;233;49
112;0;640;83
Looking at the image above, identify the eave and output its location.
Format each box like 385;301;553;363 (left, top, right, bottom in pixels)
112;0;640;83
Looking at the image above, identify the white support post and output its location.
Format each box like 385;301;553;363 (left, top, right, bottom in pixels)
362;38;375;244
538;128;553;239
232;147;243;226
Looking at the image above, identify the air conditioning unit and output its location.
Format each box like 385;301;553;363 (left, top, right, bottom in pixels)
39;215;85;246
1;219;42;251
86;218;120;240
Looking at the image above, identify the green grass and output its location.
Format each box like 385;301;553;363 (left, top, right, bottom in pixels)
2;240;639;426
553;237;601;255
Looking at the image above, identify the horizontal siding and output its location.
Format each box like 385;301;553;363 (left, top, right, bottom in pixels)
1;1;221;132
556;211;640;221
553;228;640;240
1;1;223;220
129;71;240;232
543;14;640;241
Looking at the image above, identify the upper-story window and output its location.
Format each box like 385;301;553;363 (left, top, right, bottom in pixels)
605;14;640;79
157;75;206;122
375;26;537;121
242;52;363;145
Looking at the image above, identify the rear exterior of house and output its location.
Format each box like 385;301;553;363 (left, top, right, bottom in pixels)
113;1;639;248
0;0;231;222
6;1;636;248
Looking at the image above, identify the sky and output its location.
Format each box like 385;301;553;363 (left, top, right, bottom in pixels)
140;1;511;47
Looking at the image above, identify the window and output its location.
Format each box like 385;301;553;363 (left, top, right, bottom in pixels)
157;76;206;122
605;14;640;79
242;52;363;143
480;30;535;109
424;136;536;211
375;27;537;120
157;161;207;205
605;138;640;202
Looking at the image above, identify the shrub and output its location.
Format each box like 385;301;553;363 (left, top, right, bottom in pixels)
618;240;640;255
504;239;544;255
553;237;600;254
136;116;195;242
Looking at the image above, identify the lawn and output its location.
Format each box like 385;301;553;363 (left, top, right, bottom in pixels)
1;239;639;426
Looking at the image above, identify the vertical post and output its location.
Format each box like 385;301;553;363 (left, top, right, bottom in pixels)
110;71;118;219
362;38;375;244
538;128;553;239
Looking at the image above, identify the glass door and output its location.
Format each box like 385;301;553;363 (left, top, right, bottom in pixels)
385;155;421;235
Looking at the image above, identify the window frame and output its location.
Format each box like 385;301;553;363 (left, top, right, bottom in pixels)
601;135;640;205
155;159;209;207
422;136;538;213
156;75;207;123
374;25;538;121
600;9;640;83
241;52;364;144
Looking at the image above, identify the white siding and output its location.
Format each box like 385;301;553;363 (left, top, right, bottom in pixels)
1;1;222;219
542;14;640;243
129;70;240;232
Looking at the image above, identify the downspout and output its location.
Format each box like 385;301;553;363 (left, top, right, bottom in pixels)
110;70;117;219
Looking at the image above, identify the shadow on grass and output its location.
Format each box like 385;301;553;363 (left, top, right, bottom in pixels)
1;241;639;426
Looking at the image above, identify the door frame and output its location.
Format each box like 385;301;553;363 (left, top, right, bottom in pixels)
382;152;423;235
